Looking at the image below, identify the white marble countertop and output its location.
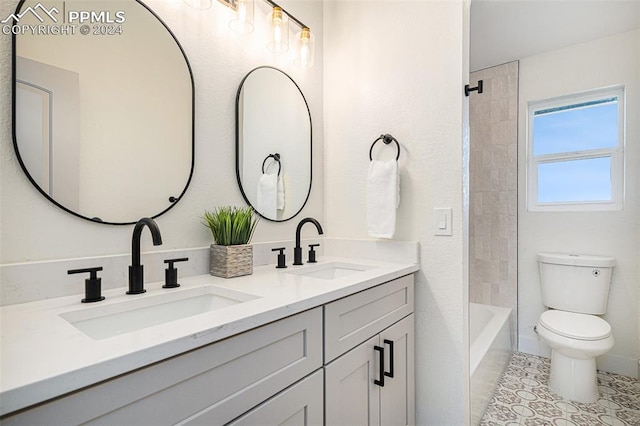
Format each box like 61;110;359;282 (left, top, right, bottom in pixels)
0;255;418;416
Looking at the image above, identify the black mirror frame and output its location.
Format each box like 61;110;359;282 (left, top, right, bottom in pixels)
11;0;195;225
235;66;312;222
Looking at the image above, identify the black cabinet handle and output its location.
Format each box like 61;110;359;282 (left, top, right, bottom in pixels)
374;345;385;387
384;339;394;378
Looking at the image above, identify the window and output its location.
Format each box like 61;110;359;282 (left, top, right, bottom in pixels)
527;87;624;211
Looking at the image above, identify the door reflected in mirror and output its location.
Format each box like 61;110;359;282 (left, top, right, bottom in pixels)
13;0;194;224
236;66;312;221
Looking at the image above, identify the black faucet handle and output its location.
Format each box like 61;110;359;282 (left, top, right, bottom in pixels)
308;244;320;263
163;257;189;288
271;247;287;269
68;267;105;303
68;266;103;277
164;257;189;268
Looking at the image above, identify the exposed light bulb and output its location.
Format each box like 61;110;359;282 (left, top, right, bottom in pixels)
274;26;282;51
229;0;254;34
267;6;288;53
238;1;246;24
295;27;314;69
300;27;310;67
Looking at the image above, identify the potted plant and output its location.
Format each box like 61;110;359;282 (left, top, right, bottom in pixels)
203;206;258;278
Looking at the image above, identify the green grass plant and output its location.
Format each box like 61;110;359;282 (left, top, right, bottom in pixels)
203;206;258;246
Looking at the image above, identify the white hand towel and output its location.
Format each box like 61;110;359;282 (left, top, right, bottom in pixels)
367;160;400;238
277;175;285;211
257;173;277;218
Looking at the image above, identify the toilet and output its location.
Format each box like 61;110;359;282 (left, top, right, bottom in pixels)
535;253;615;402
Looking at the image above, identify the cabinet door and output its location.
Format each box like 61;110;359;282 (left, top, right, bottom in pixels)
227;370;323;426
380;315;415;426
324;274;414;362
324;335;381;426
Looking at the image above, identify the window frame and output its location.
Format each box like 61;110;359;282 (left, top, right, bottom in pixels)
526;86;625;212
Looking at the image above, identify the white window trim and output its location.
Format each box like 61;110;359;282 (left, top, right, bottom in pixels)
526;86;625;212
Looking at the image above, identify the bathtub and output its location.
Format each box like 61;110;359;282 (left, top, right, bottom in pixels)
470;303;512;425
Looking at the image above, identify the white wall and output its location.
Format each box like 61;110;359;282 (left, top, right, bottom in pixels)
470;0;640;73
0;0;324;264
323;1;469;424
518;30;640;377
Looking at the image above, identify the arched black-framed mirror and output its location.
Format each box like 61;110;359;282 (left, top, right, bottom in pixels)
235;66;312;222
12;0;194;225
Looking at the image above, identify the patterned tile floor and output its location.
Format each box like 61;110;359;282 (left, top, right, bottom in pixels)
480;352;640;426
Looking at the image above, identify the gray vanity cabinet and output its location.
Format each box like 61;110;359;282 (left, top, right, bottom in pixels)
1;308;323;426
324;275;415;426
2;275;414;426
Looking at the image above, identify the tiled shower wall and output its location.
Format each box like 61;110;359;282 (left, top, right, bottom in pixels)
469;61;518;342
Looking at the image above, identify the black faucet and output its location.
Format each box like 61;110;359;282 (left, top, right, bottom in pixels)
294;217;323;265
128;217;163;294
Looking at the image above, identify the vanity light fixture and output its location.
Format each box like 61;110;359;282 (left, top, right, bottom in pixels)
263;0;315;68
209;0;315;68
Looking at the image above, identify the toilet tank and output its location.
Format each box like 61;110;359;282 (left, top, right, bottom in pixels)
538;253;615;315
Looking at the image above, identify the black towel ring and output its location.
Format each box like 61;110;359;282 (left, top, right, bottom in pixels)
369;134;400;161
262;153;281;176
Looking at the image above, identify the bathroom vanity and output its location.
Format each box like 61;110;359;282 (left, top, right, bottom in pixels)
0;254;417;425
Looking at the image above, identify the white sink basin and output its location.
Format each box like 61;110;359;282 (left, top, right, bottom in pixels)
59;286;259;340
287;262;374;280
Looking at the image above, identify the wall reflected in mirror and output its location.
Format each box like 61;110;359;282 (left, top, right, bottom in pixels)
236;66;311;221
13;0;194;224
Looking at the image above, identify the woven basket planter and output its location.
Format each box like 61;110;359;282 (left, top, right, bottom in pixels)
210;244;253;278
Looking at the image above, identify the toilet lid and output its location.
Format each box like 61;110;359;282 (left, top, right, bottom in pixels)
539;310;611;341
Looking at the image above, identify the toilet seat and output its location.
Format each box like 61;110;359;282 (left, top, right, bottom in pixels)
539;310;611;341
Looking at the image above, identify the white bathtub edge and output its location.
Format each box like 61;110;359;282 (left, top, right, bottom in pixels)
470;303;513;425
